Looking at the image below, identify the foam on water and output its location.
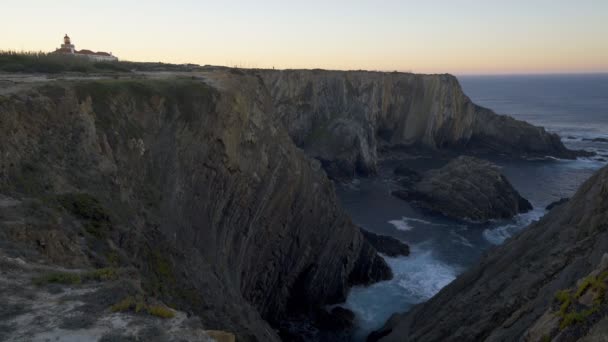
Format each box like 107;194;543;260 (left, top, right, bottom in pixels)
483;208;546;245
340;245;458;339
388;218;414;231
388;216;451;232
449;229;474;248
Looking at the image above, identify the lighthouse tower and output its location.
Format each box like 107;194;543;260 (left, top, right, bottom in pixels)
61;34;75;53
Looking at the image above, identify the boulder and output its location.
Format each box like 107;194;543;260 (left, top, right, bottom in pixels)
392;156;532;221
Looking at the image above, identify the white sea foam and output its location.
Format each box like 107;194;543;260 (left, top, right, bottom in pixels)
483;208;545;245
339;246;459;339
388;219;414;231
393;250;458;300
388;216;451;231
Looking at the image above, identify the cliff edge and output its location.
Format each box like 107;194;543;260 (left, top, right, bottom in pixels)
260;70;582;179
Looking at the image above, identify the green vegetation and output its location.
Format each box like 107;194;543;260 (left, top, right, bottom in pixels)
0;51;129;73
146;250;177;297
111;295;175;319
146;305;175;318
555;274;607;330
0;51;204;74
33;267;119;286
57;193;111;239
33;272;82;286
84;267;119;281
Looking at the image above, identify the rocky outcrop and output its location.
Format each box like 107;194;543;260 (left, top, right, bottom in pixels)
392;156;532;221
360;229;410;257
0;73;390;341
259;70;583;179
372;164;608;342
545;197;569;210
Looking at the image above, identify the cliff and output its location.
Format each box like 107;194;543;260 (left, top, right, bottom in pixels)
0;72;390;341
372;164;608;342
259;70;580;179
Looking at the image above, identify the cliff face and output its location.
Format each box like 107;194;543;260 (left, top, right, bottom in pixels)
260;70;577;179
373;164;608;342
0;73;390;341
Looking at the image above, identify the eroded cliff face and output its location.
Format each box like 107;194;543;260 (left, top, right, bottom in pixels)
372;165;608;342
0;73;390;341
260;70;578;179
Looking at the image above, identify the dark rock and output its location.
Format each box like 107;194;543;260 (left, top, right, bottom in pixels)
545;197;569;210
566;136;577;140
393;165;422;187
583;137;608;143
392;156;532;221
0;74;390;341
316;307;356;331
360;229;410;257
375;165;608;342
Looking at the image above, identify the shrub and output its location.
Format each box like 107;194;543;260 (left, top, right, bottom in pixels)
111;296;136;312
84;267;118;281
147;305;175;318
33;272;81;285
110;296;174;319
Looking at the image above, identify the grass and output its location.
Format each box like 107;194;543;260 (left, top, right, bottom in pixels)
555;274;607;330
33;267;119;286
111;296;175;319
146;305;175;318
84;267;119;281
57;193;112;239
33;272;82;286
0;50;204;74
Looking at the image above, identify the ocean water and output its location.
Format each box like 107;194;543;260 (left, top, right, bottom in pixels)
337;74;608;340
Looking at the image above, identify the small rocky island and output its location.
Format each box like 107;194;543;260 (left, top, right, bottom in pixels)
392;156;533;221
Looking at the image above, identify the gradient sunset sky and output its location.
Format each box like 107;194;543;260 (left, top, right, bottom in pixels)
2;0;607;74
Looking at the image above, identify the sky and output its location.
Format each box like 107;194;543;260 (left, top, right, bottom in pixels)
1;0;607;75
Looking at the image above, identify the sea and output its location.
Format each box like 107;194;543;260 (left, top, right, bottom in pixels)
335;73;608;340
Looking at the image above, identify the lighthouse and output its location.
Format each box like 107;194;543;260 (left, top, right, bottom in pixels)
53;34;118;61
61;34;75;53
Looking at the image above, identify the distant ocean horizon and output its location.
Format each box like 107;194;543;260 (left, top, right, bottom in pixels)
339;73;608;340
458;73;608;155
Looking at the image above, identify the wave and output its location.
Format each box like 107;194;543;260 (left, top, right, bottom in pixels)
483;208;545;245
339;246;459;338
388;216;452;232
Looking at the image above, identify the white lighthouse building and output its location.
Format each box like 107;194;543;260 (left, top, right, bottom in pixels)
54;34;118;62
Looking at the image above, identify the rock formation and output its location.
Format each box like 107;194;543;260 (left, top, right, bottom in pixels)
372;164;608;342
360;229;410;257
0;73;390;341
392;156;532;221
259;70;585;179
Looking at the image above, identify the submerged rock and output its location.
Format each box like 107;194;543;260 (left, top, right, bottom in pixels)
360;229;410;257
545;197;569;210
393;164;423;188
392;156;532;221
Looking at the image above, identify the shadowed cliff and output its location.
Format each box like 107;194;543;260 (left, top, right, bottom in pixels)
0;73;390;341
